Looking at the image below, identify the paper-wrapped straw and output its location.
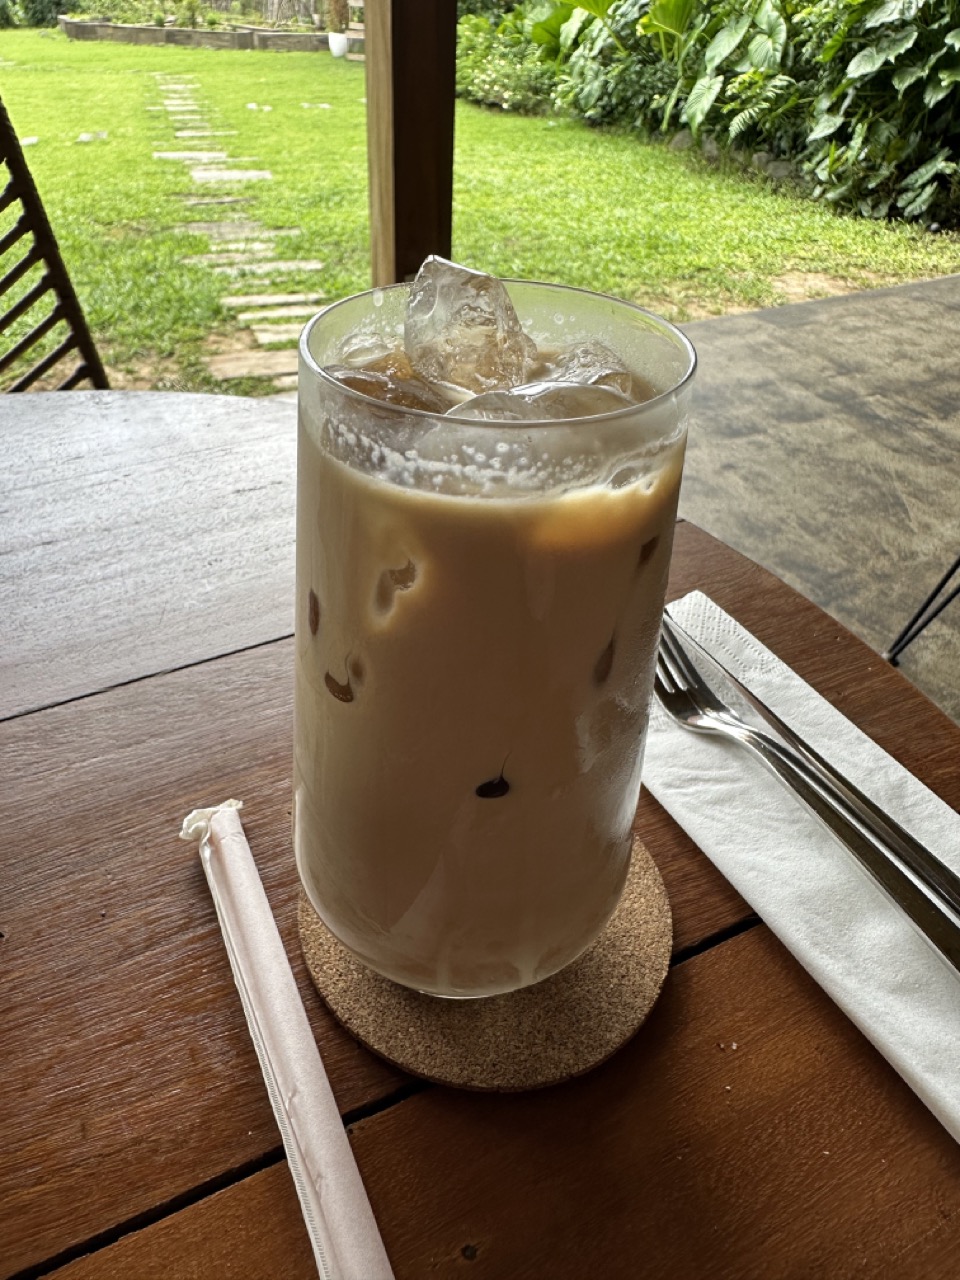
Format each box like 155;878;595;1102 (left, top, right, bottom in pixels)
180;800;394;1280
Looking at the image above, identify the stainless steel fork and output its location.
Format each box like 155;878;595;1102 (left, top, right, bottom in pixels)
654;615;960;974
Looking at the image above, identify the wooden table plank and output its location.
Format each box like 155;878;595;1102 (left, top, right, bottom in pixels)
0;392;296;720
0;640;403;1278
348;926;960;1279
46;927;960;1280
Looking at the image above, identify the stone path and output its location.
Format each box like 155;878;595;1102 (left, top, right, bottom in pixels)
150;71;327;390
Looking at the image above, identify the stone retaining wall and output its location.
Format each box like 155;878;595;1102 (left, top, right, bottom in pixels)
58;15;363;53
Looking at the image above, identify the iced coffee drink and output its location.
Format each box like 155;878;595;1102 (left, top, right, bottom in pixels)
295;261;695;998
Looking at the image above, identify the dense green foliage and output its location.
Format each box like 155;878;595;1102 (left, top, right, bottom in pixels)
457;0;960;225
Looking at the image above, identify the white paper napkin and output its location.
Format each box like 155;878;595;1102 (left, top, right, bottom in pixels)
642;591;960;1142
180;801;394;1280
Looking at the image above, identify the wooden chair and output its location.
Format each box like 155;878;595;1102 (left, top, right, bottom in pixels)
0;97;108;392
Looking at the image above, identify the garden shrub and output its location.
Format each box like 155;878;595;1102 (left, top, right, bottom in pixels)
456;7;560;114
461;0;960;225
21;0;65;24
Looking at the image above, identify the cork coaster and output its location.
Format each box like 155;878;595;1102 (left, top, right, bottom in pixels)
298;836;672;1091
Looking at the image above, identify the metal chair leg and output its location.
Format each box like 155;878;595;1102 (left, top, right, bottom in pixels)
883;554;960;665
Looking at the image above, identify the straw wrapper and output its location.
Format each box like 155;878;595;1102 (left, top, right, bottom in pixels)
180;800;394;1280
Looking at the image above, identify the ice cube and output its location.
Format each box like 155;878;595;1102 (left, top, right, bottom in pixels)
404;257;537;395
324;351;452;413
454;380;635;422
538;340;633;396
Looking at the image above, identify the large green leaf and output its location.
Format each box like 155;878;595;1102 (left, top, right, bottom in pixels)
640;0;698;40
900;148;954;189
892;61;926;90
685;71;724;133
863;0;920;30
530;3;575;53
846;27;918;78
924;75;953;106
560;6;593;52
808;110;845;140
703;14;751;74
898;179;938;216
748;31;782;70
577;0;614;17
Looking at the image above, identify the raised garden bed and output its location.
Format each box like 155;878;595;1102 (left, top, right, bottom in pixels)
58;15;363;53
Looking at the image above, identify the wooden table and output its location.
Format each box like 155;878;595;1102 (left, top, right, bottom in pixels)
3;391;959;1280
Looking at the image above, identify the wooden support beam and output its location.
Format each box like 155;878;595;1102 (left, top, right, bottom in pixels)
365;0;458;285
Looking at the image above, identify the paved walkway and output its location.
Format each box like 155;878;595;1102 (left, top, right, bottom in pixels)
150;71;325;391
680;274;960;722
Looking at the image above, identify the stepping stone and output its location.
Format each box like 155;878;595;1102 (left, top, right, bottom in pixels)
210;239;290;252
180;220;274;238
252;323;305;344
221;291;324;307
207;349;298;379
191;168;273;183
155;151;227;162
175;130;237;138
183;195;252;206
183;247;278;264
211;259;325;275
236;303;319;321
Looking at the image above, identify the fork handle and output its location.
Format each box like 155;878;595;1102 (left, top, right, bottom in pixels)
735;726;960;976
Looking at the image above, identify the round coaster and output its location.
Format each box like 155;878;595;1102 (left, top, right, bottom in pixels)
298;835;672;1091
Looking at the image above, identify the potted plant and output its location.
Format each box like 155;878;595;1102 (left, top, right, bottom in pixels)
326;0;348;55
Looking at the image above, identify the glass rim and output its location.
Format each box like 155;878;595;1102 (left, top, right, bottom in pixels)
298;278;697;430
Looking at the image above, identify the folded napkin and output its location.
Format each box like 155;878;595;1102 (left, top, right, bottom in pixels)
642;591;960;1143
180;801;394;1280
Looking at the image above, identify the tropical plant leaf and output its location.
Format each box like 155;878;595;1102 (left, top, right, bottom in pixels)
863;0;914;30
846;27;918;78
898;179;938;216
820;26;848;63
728;104;761;138
748;32;780;71
639;0;698;41
808;110;845;140
947;28;960;49
560;6;593;51
530;2;575;52
685;71;724;132
577;0;614;18
900;148;954;188
703;13;751;74
939;61;960;85
892;61;925;90
923;74;953;106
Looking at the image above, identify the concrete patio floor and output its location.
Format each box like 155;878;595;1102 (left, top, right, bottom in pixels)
680;274;960;724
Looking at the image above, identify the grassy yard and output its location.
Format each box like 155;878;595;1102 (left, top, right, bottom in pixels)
2;28;960;393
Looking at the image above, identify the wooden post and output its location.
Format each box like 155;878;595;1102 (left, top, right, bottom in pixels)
365;0;457;285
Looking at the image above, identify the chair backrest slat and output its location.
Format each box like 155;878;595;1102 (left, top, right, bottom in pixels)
0;273;53;336
9;333;79;392
0;98;108;392
0;303;63;376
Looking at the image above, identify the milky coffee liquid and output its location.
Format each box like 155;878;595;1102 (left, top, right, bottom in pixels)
293;420;684;997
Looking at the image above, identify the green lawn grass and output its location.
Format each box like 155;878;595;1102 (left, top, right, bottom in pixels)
1;29;959;393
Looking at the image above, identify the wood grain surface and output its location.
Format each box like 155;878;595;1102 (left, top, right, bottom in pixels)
45;927;960;1280
0;391;296;720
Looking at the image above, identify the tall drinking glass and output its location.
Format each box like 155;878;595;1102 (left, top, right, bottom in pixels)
295;279;696;998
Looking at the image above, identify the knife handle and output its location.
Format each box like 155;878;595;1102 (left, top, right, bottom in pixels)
740;728;960;976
